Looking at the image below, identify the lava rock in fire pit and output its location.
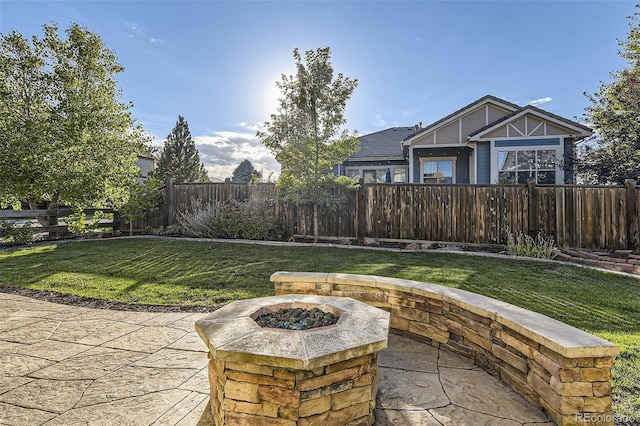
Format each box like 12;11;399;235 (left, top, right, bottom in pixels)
255;307;339;330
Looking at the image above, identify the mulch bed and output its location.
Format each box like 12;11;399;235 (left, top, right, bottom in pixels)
0;286;222;313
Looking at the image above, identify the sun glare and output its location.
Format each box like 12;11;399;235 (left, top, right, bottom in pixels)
259;76;282;121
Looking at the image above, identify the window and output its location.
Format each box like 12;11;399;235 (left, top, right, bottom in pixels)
393;168;407;183
345;169;360;179
422;159;454;184
363;169;388;183
498;149;556;184
345;167;406;183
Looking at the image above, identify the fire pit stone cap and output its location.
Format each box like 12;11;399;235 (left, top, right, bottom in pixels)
195;294;390;370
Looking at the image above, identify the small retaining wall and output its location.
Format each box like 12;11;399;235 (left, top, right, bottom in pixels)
271;272;619;426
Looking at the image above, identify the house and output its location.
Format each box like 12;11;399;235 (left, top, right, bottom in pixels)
341;95;592;184
136;155;155;184
338;126;416;183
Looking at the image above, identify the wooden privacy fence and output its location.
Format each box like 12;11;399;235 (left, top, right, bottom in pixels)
146;178;640;251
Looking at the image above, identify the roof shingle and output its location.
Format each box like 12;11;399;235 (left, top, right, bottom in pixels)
347;126;415;161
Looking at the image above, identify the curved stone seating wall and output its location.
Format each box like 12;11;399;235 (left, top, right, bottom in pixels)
271;272;619;426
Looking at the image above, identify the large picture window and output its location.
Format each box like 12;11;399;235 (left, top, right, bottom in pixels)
422;158;455;184
498;149;556;184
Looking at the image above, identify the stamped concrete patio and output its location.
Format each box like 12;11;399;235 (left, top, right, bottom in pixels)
0;292;552;425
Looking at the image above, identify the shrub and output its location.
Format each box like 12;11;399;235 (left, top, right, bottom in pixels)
505;229;557;259
0;220;35;245
177;196;281;241
162;224;184;236
66;210;106;236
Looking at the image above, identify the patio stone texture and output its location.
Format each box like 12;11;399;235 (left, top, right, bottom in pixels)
0;291;553;425
271;272;620;426
195;295;390;426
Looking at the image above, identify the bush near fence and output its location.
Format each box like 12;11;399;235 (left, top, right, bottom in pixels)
133;178;640;252
0;207;118;241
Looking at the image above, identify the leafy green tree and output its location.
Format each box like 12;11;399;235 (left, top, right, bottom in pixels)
154;116;209;183
0;23;146;210
232;159;261;183
257;47;359;242
579;9;640;185
119;177;162;236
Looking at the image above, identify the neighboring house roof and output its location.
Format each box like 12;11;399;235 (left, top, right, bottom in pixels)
347;126;416;162
467;104;592;141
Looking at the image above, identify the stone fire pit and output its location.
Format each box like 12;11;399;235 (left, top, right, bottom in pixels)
195;294;390;425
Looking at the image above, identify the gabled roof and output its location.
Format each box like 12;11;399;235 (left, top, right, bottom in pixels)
467;104;592;140
402;95;520;145
347;126;415;161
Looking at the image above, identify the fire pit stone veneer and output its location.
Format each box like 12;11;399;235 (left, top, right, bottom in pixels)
195;294;390;426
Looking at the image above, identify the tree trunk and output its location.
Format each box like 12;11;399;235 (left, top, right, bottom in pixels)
129;219;133;237
313;202;318;243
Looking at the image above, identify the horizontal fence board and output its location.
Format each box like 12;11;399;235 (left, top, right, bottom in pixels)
1;207;117;239
0;208;114;219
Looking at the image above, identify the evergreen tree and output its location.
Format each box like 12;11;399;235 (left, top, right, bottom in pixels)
155;116;209;183
232;159;261;183
579;8;640;184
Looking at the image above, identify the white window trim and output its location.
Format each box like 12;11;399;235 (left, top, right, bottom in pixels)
419;157;457;184
490;140;564;185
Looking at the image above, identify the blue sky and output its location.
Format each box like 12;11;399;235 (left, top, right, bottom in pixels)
0;0;635;180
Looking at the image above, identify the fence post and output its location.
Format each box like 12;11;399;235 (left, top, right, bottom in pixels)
112;211;121;233
273;185;280;225
625;179;639;252
223;178;231;200
357;178;366;243
165;177;175;226
527;180;538;235
46;203;58;239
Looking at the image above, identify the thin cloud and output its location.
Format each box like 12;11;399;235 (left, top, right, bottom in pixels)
118;18;166;46
118;18;140;39
194;131;279;181
239;122;264;133
530;97;552;106
373;115;387;127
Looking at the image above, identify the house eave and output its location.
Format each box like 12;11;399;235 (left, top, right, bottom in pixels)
345;156;406;163
410;143;472;149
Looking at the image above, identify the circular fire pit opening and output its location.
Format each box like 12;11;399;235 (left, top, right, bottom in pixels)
195;294;390;426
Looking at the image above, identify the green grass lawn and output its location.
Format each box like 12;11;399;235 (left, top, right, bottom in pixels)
1;237;638;419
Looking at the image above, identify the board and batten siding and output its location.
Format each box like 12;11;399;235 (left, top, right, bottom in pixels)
476;143;491;184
